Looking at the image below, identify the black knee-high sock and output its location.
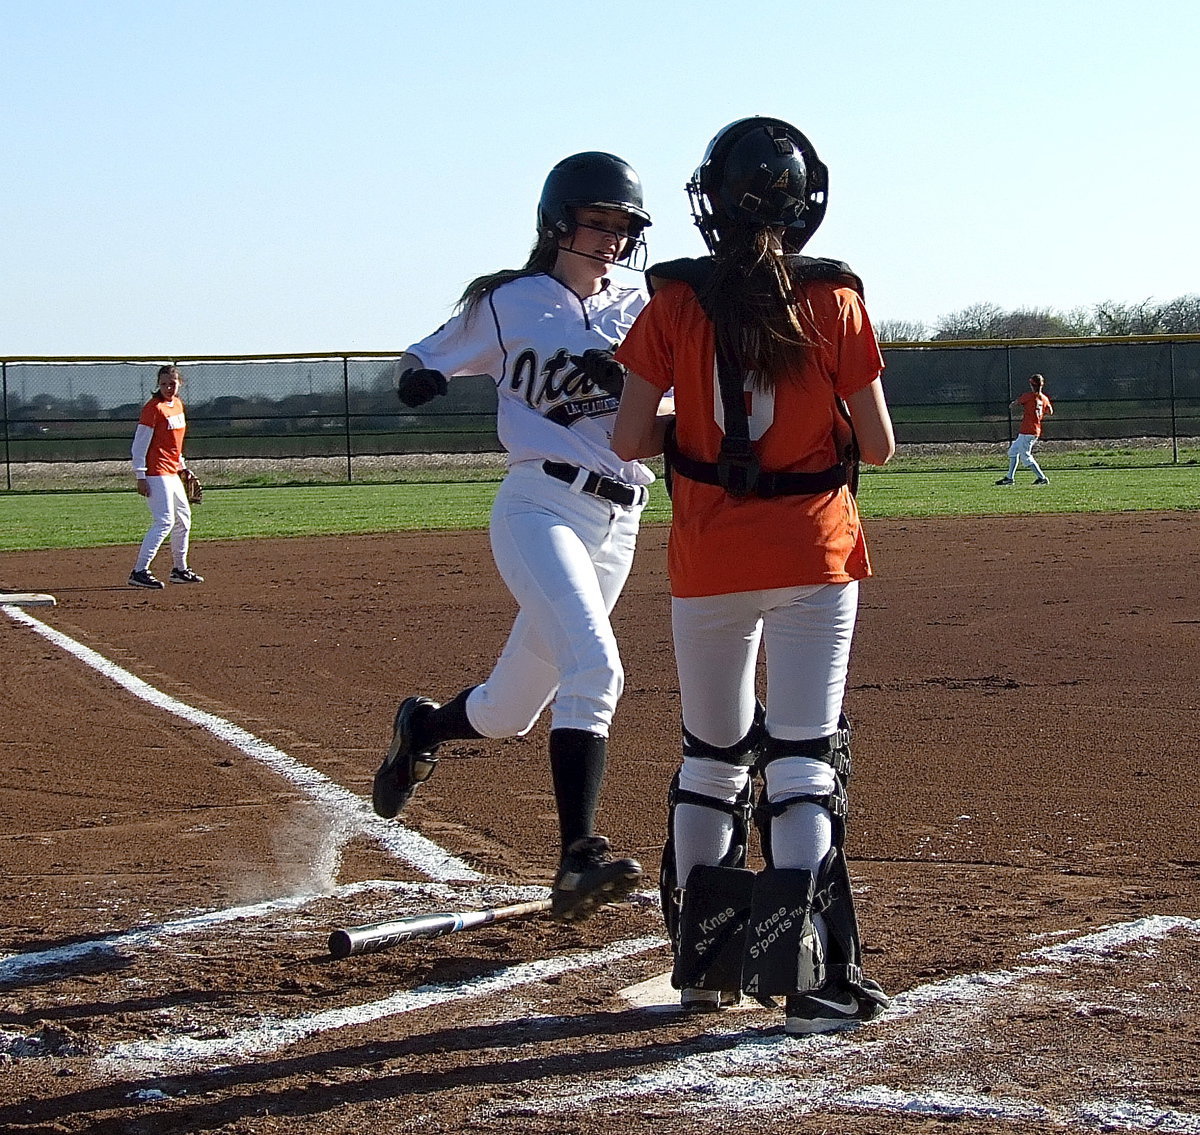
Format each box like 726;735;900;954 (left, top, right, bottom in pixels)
415;687;482;749
549;728;607;856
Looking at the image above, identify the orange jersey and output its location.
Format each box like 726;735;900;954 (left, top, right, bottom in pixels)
138;395;188;475
1017;391;1052;437
615;278;884;598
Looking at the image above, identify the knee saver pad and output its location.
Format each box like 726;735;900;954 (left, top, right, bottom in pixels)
757;716;851;785
671;863;755;993
742;867;824;999
763;713;851;774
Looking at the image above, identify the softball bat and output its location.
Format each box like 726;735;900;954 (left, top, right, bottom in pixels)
328;898;552;958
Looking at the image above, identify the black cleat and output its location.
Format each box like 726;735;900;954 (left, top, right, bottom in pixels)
995;477;1014;486
169;567;204;583
128;569;165;590
550;835;643;923
785;977;890;1035
372;696;440;818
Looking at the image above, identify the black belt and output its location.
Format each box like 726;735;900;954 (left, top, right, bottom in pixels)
543;461;644;507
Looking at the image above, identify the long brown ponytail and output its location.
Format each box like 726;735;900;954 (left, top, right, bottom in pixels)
703;228;814;389
457;231;559;317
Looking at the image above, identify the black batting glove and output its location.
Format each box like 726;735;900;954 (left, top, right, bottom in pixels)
571;349;626;397
396;367;449;408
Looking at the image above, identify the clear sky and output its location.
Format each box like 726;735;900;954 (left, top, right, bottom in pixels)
2;0;1196;356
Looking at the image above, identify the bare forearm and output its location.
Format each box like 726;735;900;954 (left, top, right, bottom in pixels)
612;374;672;461
847;379;895;466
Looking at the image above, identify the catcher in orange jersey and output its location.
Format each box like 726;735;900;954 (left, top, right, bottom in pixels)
997;373;1054;485
612;116;894;1034
128;365;204;589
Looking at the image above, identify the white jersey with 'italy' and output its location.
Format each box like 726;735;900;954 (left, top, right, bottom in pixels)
406;273;653;486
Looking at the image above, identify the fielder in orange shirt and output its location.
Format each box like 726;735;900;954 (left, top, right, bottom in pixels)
128;365;204;589
611;117;895;1034
996;373;1054;485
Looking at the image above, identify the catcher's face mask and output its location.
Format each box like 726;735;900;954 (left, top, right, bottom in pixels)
688;116;828;255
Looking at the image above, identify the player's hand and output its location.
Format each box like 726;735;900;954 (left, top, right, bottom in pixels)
181;469;203;504
571;349;626;397
136;478;150;497
396;368;448;408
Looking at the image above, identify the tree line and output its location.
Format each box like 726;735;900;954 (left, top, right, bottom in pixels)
876;294;1200;343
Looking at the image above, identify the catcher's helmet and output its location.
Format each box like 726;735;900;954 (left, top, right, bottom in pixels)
537;151;651;261
687;117;828;254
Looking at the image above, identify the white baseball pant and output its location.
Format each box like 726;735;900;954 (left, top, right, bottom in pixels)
1006;434;1046;479
465;461;643;739
134;474;192;572
671;581;859;879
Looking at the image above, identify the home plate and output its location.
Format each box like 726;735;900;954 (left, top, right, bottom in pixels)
619;970;679;1009
618;971;760;1013
0;593;57;607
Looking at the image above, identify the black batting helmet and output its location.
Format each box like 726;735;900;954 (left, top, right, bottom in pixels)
687;117;828;254
537;151;651;261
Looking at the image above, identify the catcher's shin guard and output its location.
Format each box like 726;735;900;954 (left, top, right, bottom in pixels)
751;715;871;993
812;845;867;986
659;709;763;949
741;867;823;1000
753;714;851;869
659;771;754;944
671;864;755;992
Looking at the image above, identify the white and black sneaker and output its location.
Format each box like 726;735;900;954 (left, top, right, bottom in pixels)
550;835;643;923
128;569;164;590
995;476;1014;486
170;567;204;583
372;696;441;818
785;977;890;1035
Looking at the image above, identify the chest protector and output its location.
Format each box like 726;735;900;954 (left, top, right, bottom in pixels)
647;255;862;498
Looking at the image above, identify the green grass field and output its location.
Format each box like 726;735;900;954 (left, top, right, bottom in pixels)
1;466;1196;552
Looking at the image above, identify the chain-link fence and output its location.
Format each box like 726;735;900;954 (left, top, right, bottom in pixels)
0;354;501;490
3;336;1198;490
884;336;1200;447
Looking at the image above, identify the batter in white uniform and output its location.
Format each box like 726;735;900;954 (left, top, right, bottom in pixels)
372;152;655;923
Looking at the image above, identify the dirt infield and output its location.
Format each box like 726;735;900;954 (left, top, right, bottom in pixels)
1;512;1198;1134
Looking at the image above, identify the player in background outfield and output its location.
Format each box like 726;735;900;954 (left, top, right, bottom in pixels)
372;153;662;923
128;365;203;589
996;373;1053;485
612;117;895;1033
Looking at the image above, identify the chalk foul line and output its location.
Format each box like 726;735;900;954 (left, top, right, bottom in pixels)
99;934;666;1072
525;914;1200;1132
0;879;550;986
5;606;480;882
